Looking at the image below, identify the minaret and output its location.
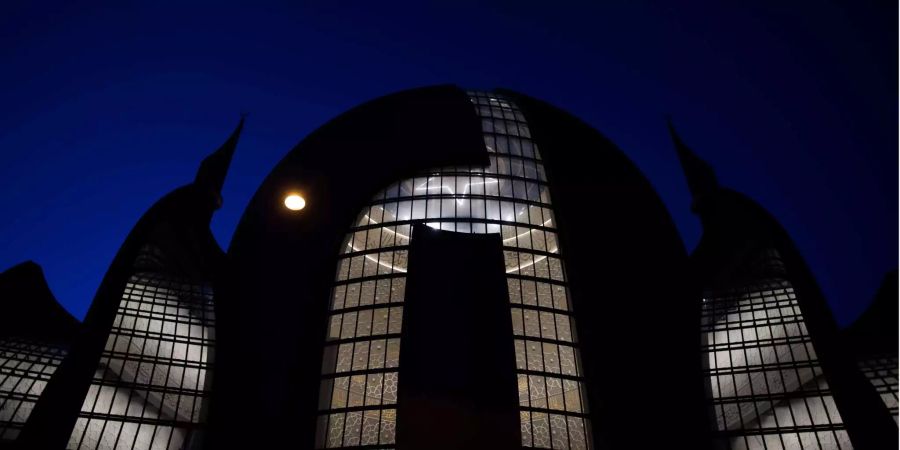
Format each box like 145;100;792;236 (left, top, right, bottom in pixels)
195;117;244;210
18;119;243;449
670;122;897;449
667;119;718;210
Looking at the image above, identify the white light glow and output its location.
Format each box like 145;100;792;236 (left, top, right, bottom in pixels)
414;177;498;205
284;194;306;211
344;243;408;273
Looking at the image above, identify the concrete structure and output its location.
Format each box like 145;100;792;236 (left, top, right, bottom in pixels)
15;120;242;450
0;262;79;443
842;271;898;424
671;123;897;450
4;86;894;450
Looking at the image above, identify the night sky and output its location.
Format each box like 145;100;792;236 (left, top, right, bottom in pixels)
1;2;895;326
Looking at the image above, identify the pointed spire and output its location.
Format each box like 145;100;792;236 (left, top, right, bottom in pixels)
195;117;245;209
667;118;718;208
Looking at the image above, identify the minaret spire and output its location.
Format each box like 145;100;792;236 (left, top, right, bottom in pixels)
667;119;718;210
195;116;245;209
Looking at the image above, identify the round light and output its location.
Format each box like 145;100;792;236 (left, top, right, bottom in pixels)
284;194;306;211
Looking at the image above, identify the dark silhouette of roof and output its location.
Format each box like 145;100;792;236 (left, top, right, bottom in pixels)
0;261;80;342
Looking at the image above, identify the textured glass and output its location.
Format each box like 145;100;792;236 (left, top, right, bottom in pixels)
66;246;215;450
314;91;591;448
702;276;853;449
0;338;68;442
856;356;898;424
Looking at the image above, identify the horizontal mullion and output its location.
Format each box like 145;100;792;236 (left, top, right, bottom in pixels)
100;352;211;370
511;303;573;317
712;424;845;437
705;360;822;376
321;367;398;380
89;378;211;397
333;273;406;287
0;368;55;380
702;336;814;351
106;329;215;346
516;368;584;383
519;406;589;419
328;303;404;315
76;411;205;429
366;193;552;209
324;334;402;346
347;218;557;236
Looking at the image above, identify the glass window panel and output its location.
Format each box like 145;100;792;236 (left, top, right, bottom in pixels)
388;307;403;334
383;373;398;404
507;278;522;304
348;376;366;408
514;340;527;370
352;342;370;371
563;379;582;413
527;340;544;371
368;339;386;369
327;412;345;448
390;278;406;302
542;343;560;374
550;413;569;449
340;312;358;339
380;409;396;444
335;344;353;373
344;283;361;308
532;412;551;448
356;309;373;337
331;377;349;409
359;281;376;306
365;373;384;406
559;345;578;376
540;311;557;340
361;410;381;445
518;374;531;407
529;375;548;408
523;310;541;338
521;411;534;447
385;339;400;368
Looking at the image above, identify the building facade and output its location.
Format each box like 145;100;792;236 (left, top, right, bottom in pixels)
12;120;242;450
669;124;898;449
3;85;894;450
842;271;898;424
313;92;591;449
0;262;80;444
214;86;708;449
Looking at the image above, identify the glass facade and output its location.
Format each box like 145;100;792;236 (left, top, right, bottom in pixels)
856;356;898;424
313;91;591;449
66;245;215;450
701;272;853;449
0;337;68;442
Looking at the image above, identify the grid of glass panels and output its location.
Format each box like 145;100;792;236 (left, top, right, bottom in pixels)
0;338;68;442
313;91;591;449
856;356;898;424
67;249;215;450
701;278;853;449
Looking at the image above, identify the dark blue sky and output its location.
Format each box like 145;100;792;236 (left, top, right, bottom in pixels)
1;1;895;325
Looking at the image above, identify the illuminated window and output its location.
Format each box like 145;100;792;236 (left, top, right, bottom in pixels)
701;269;853;449
857;356;899;424
314;92;591;449
0;338;68;442
66;245;215;450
